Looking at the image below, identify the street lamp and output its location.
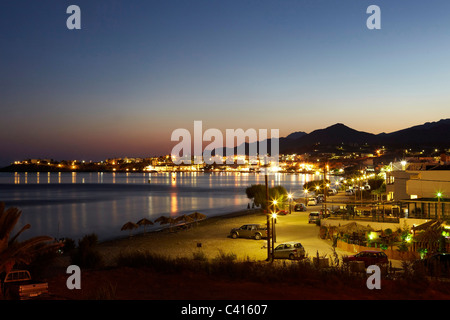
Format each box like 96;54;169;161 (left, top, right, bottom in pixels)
271;212;277;261
437;192;443;220
272;199;278;212
401;160;407;171
288;193;293;214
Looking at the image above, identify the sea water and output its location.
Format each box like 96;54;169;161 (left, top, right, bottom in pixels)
0;171;334;241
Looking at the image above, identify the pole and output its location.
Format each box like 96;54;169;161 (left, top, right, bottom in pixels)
265;173;271;261
271;215;275;262
438;196;441;220
323;163;327;215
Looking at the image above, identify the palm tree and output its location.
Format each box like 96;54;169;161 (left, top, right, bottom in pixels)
0;202;61;275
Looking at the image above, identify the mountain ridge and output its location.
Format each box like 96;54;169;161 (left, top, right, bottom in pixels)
280;118;450;153
214;119;450;155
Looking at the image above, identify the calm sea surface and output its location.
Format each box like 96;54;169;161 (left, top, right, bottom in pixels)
0;172;337;241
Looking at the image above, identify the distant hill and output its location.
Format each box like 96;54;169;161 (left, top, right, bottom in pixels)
280;123;376;153
285;131;307;140
213;119;450;156
377;119;450;147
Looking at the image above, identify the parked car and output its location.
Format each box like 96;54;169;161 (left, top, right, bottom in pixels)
342;250;389;268
328;189;337;196
308;212;320;223
413;253;450;277
307;197;317;206
230;224;267;240
319;208;330;218
273;242;305;260
294;203;306;212
1;270;48;300
316;194;324;203
276;210;289;216
345;189;354;196
332;208;348;216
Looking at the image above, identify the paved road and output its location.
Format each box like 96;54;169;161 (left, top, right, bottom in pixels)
271;209;349;260
271;206;403;268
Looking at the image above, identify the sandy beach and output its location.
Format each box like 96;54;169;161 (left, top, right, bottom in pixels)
96;208;272;265
46;207;450;300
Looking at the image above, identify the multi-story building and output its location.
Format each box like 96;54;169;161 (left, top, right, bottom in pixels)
386;165;450;219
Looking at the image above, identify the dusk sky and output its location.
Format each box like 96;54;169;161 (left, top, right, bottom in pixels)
1;1;449;166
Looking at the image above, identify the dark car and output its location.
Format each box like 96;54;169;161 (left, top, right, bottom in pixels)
316;195;324;203
332;208;348;216
294;203;306;212
413;253;450;277
343;250;388;268
319;208;330;218
308;212;320;223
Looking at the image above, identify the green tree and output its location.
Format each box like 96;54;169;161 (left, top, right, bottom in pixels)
245;185;288;209
303;179;330;194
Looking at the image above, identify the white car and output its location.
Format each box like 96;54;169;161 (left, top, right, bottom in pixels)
307;197;317;206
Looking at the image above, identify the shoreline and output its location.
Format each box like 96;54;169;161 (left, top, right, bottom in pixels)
100;207;265;244
96;208;270;265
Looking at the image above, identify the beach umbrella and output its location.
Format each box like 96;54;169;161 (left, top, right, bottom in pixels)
121;221;139;237
137;218;154;233
187;212;206;226
154;216;170;224
155;216;176;231
175;214;195;224
188;211;206;221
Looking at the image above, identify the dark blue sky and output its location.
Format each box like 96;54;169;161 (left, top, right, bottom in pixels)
1;1;449;165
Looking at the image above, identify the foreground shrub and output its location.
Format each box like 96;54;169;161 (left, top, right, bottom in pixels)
114;250;362;288
70;233;104;269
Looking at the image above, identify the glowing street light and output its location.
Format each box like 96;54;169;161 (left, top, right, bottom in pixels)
287;193;293;214
401;160;407;170
271;212;277;260
436;191;443;220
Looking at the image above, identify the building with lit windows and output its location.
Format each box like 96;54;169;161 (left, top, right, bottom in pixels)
386;167;450;219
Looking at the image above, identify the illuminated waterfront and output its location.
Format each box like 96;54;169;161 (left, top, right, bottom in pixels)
0;172;338;241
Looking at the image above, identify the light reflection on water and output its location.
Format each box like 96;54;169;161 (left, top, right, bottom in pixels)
0;172;337;241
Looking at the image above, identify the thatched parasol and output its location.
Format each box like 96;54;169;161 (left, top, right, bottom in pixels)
155;216;176;231
154;216;174;225
137;218;154;233
174;214;195;224
121;221;139;237
338;222;373;234
187;211;206;226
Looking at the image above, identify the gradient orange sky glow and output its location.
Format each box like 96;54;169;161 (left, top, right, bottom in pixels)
1;1;449;165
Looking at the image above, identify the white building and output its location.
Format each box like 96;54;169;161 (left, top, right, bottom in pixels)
386;167;450;219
